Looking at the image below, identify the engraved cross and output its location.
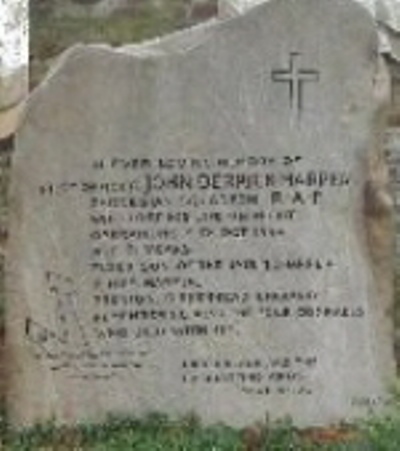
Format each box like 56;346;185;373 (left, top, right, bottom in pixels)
271;52;319;120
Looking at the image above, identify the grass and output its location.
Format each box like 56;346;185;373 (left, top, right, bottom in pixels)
31;6;186;58
1;410;400;450
3;413;242;450
30;0;205;87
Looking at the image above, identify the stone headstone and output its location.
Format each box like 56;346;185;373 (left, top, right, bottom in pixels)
7;0;396;428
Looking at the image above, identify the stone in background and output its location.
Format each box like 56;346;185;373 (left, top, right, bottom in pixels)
0;0;29;139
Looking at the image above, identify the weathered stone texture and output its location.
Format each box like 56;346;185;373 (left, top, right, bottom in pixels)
7;0;396;428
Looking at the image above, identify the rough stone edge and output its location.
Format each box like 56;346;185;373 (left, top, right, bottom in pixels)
119;18;219;55
18;16;219;134
362;54;397;382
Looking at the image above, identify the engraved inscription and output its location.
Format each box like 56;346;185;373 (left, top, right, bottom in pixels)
23;152;361;392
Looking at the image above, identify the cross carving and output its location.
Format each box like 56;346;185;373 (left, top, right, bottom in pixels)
271;52;319;120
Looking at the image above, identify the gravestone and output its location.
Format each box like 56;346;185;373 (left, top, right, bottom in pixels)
7;0;396;427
